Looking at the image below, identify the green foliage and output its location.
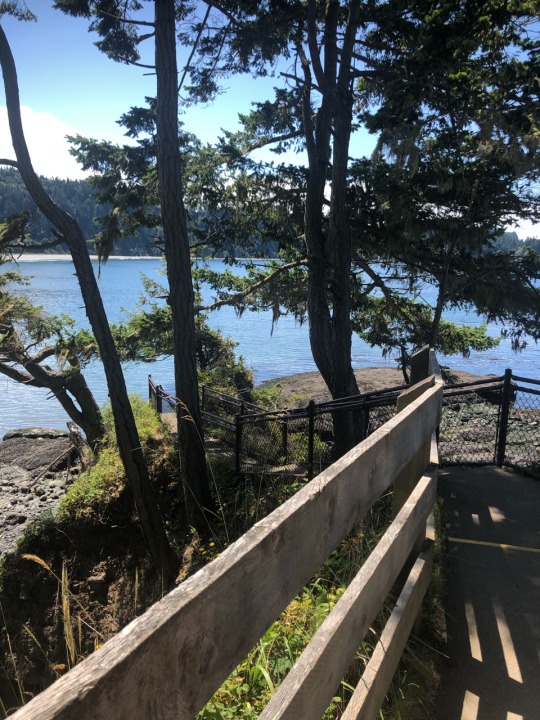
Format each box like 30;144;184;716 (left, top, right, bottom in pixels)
108;277;254;396
197;584;347;720
101;393;165;446
59;395;171;520
353;295;500;367
0;1;35;21
250;384;284;410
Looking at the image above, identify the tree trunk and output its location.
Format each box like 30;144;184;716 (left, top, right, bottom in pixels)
303;1;361;456
0;24;178;584
62;370;105;449
154;0;213;529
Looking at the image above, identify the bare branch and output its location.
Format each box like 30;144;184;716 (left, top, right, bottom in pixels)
32;345;59;363
96;9;154;28
179;3;212;93
0;158;18;168
201;1;240;27
113;55;155;69
306;0;328;93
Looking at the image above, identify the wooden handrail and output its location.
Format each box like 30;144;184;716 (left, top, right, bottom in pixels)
14;377;441;720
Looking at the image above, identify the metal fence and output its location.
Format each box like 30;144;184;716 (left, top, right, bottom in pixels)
150;370;540;481
439;370;540;478
439;375;505;466
215;385;406;479
501;373;540;477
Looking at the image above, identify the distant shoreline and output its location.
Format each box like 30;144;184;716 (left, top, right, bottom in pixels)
9;254;162;262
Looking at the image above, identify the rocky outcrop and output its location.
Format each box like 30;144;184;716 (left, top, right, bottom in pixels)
0;428;78;557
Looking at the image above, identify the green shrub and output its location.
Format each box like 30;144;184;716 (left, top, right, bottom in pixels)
58;394;172;520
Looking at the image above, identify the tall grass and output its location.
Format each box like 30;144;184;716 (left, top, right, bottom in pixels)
196;492;442;719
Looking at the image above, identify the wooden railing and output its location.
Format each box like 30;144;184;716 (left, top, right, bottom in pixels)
13;350;442;720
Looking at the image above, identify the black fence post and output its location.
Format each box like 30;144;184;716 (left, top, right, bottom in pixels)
307;400;315;481
281;418;288;464
155;385;163;414
201;385;206;414
496;368;513;467
235;413;242;475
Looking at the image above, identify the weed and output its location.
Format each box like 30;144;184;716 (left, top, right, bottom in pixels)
22;555;104;670
0;601;25;712
197;488;442;719
197;583;347;719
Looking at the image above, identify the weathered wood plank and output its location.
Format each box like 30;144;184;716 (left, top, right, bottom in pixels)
341;543;434;720
397;375;436;414
410;345;431;385
258;472;437;720
10;384;441;720
393;375;436;517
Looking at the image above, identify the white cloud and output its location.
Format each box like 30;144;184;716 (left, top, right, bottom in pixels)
506;217;539;241
0;106;88;180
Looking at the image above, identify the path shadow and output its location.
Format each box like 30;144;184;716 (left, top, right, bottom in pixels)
437;466;540;720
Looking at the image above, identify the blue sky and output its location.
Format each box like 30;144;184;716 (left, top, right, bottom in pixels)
0;2;537;238
0;3;316;175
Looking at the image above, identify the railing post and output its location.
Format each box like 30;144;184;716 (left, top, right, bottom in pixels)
201;385;206;413
155;385;163;414
410;345;430;386
235;403;245;476
496;368;513;467
281;417;288;464
307;400;315;481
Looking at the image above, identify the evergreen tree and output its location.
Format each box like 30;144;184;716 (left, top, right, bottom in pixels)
0;17;178;582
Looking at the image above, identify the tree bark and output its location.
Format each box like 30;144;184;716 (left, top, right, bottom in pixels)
0;23;178;583
154;0;213;528
303;1;362;455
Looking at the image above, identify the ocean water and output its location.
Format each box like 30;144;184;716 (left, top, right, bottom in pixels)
1;256;538;439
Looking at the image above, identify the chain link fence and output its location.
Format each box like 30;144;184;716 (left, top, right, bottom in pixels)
503;375;540;477
226;386;406;479
438;377;504;466
151;371;540;481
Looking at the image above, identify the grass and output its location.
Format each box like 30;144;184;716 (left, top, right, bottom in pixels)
195;492;444;719
58;394;175;521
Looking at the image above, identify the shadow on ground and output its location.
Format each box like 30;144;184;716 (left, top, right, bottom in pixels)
437;466;540;720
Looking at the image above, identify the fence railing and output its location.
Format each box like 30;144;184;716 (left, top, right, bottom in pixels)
13;351;442;720
439;369;540;478
192;369;540;481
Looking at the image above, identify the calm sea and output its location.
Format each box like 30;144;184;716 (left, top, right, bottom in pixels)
1;256;538;439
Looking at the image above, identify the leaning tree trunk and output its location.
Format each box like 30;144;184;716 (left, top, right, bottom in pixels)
0;24;178;584
154;0;213;529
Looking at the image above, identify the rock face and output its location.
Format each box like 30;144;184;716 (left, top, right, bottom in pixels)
0;429;78;557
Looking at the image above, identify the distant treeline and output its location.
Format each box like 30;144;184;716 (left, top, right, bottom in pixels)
0;168;160;256
0;168;278;258
0;167;536;256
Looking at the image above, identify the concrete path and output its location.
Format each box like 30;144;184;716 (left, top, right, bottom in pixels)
437;466;540;720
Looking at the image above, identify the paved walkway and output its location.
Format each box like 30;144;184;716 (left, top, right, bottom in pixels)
437;466;540;720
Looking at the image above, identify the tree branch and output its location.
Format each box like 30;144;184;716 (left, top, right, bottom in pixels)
0;363;38;386
96;9;155;28
201;1;240;27
178;3;212;93
196;258;307;312
306;0;328;93
242;129;304;155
